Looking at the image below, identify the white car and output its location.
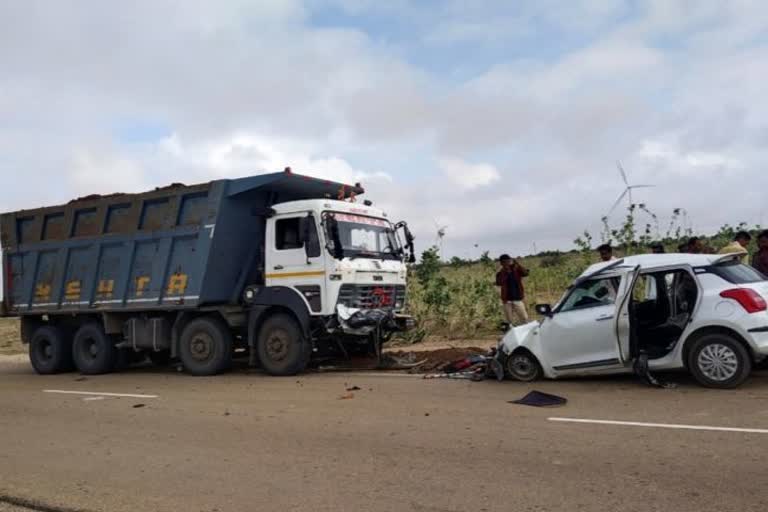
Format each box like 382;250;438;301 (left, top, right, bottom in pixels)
498;253;768;388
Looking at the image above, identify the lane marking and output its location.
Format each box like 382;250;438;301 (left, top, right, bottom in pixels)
548;417;768;434
44;390;158;399
82;396;105;401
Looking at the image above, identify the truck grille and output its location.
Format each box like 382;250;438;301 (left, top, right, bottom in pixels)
337;284;406;310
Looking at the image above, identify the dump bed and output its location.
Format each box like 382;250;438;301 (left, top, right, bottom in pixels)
1;171;362;316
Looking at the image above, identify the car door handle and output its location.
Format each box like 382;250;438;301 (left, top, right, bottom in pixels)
273;265;284;270
595;315;614;322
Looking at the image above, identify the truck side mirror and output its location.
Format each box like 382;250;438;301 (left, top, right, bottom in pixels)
324;216;344;259
298;216;310;244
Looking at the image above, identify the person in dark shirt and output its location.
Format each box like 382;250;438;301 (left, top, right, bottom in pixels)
495;254;530;327
753;230;768;276
650;242;665;254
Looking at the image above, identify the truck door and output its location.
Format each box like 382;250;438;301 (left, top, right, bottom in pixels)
265;213;326;315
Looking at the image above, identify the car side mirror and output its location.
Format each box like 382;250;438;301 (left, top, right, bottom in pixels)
535;304;553;317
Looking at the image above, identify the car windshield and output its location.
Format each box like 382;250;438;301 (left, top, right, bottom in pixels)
707;261;766;284
327;212;401;260
556;276;621;313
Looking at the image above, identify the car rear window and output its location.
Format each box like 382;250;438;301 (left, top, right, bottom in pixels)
703;261;767;284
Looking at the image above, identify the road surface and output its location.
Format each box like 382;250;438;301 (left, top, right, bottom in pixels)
2;356;768;512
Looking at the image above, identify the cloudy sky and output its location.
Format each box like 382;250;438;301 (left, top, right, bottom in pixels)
2;0;768;259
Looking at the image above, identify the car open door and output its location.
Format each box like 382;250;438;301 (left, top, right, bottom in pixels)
615;265;641;363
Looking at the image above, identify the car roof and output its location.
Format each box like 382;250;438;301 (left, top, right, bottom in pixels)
579;252;743;278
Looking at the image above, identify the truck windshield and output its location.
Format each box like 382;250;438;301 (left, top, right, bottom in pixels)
326;212;401;260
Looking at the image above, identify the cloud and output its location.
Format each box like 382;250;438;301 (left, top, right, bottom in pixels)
3;0;768;259
69;148;149;195
439;157;500;189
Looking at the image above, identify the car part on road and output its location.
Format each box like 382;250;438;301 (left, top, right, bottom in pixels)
179;316;233;376
510;391;567;407
687;333;752;389
29;325;73;375
633;353;677;389
72;323;117;375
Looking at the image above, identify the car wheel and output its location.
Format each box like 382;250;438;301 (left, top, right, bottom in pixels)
687;333;751;389
29;325;74;374
179;317;233;376
72;323;117;375
257;314;311;376
505;351;543;382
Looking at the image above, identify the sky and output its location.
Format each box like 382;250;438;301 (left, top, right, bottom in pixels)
2;0;768;260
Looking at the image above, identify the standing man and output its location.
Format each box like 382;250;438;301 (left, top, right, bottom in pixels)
719;231;751;263
597;244;616;262
753;230;768;276
496;254;530;327
650;242;665;254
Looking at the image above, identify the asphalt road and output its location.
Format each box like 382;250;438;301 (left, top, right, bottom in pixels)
2;356;768;512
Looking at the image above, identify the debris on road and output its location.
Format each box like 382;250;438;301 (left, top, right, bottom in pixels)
633;354;677;389
420;348;503;382
132;403;146;408
509;391;567;407
338;392;355;400
345;385;361;391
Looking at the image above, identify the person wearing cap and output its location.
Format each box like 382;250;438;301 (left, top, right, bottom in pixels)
495;254;530;327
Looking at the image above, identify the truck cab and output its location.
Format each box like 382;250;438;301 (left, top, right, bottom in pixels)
264;199;408;318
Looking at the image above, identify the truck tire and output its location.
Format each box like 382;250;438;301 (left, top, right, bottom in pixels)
687;333;752;389
72;323;117;375
257;313;311;376
179;317;233;376
29;325;74;374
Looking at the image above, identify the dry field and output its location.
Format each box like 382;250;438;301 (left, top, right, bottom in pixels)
0;317;22;355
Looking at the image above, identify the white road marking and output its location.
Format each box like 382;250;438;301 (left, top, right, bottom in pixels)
548;417;768;434
44;390;158;399
83;396;105;401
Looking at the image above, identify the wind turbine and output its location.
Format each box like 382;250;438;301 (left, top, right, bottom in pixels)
607;161;655;216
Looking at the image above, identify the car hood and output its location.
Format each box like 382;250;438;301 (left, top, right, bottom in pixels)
499;321;539;355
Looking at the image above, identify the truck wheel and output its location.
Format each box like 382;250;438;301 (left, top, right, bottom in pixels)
179;317;233;376
29;325;74;374
72;323;117;375
687;333;752;389
257;313;310;376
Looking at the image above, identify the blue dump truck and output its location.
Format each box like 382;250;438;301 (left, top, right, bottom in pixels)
0;169;415;376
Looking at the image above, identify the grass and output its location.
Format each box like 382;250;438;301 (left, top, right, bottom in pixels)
0;317;23;355
405;251;592;341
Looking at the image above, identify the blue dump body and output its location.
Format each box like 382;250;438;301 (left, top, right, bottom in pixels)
1;171;362;316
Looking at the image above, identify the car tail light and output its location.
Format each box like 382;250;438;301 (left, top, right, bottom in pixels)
720;288;767;313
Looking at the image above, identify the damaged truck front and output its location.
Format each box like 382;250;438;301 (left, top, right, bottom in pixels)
0;170;415;376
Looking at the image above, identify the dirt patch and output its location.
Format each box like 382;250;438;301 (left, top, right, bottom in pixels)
0;318;23;355
387;346;490;373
